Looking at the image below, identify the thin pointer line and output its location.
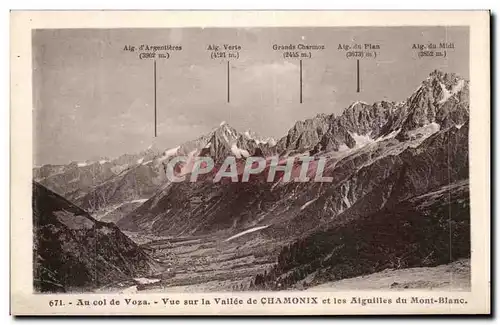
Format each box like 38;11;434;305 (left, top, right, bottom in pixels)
154;60;157;137
300;60;303;104
227;61;230;103
356;59;360;93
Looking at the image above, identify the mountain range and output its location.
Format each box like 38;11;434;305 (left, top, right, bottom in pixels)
33;70;470;291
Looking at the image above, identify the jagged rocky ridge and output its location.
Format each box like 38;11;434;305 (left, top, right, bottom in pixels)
34;123;277;220
32;70;471;291
34;71;468;227
32;182;160;293
116;70;469;237
277;70;469;154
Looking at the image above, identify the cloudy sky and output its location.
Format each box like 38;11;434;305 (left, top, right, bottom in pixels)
33;27;469;165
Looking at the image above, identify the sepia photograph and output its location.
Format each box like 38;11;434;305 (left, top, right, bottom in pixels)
10;10;490;315
32;26;472;294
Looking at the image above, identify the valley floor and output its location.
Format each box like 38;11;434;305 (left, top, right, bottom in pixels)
105;232;280;293
102;232;470;293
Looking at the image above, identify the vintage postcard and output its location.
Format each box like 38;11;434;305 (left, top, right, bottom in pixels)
10;11;490;315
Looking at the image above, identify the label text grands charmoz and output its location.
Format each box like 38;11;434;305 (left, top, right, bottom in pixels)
273;44;326;51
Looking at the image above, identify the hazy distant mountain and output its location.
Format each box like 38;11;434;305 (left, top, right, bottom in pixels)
33;148;161;204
